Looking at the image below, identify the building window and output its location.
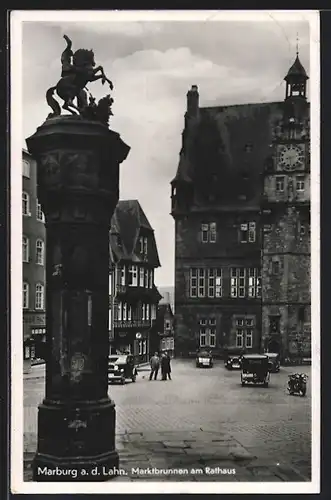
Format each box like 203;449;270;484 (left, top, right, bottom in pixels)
256;270;262;298
209;223;217;243
122;302;127;321
246;329;253;348
239;222;256;243
201;223;217;243
230;268;238;298
248;222;256;242
215;269;222;297
269;316;280;333
120;266;126;286
143;340;147;355
248;268;261;298
199;318;216;347
23;282;29;309
139;236;148;255
22;192;30;216
128;305;132;321
144;268;149;288
36;239;44;265
146;304;150;321
36;200;45;222
235;317;254;348
189;268;197;297
165;320;171;330
198;268;206;297
272;260;280;275
22;235;29;262
138;341;143;355
299;222;306;236
139;267;144;287
149;270;153;289
238;268;246;297
275;176;285;192
296;176;305;191
117;302;122;321
209;329;216;347
199;328;206;347
208;269;215;298
128;265;138;286
23;159;30;178
35;283;44;310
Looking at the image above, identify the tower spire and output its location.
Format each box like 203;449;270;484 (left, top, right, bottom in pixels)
296;32;299;56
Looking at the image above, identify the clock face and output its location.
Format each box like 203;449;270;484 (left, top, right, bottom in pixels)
279;145;304;170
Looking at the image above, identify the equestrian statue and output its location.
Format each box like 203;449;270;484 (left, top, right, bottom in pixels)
46;35;114;123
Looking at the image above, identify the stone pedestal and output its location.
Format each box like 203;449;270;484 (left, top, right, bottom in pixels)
26;116;130;481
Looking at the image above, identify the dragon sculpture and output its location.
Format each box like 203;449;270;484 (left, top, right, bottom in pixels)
46;35;114;124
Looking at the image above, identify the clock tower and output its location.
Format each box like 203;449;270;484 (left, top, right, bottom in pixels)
261;52;311;361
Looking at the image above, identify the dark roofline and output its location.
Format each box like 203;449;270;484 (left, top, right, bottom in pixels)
199;99;310;112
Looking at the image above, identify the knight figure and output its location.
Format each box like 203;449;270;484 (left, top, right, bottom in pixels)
46;34;114;124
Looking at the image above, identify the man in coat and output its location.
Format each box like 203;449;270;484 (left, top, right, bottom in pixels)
161;351;172;380
149;352;160;380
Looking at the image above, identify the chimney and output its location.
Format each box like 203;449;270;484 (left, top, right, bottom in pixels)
186;85;199;117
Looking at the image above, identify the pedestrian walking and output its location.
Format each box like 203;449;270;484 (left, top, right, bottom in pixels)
161;351;172;380
149;352;160;381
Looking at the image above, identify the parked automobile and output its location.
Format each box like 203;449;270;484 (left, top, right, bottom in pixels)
108;354;138;384
266;352;280;372
196;350;213;368
240;354;271;387
225;355;242;370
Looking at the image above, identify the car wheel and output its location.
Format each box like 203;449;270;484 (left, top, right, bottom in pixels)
131;375;136;382
241;381;245;387
120;378;125;385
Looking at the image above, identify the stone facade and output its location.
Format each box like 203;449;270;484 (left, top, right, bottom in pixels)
261;55;311;359
171;55;310;360
22;150;46;361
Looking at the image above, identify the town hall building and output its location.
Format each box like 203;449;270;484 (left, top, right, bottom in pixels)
171;53;310;361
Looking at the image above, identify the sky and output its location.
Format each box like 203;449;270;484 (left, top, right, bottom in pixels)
20;12;312;288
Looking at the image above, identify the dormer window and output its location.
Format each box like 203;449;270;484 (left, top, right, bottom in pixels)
201;222;217;243
139;236;148;255
239;222;256;243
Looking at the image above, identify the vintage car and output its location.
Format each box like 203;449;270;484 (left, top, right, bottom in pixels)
240;354;271;387
266;352;280;373
225;354;242;370
108;354;138;384
196;350;213;368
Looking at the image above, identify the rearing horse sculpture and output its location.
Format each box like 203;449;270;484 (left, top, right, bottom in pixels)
46;35;113;117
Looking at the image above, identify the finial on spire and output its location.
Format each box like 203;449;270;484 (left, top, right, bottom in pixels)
296;32;299;56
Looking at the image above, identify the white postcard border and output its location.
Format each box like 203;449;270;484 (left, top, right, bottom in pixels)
10;9;320;495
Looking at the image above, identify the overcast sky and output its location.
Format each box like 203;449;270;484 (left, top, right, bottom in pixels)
20;12;311;287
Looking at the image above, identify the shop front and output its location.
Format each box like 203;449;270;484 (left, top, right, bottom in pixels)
23;312;46;362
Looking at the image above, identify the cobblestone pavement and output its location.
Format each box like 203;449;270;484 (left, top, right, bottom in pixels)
23;360;311;482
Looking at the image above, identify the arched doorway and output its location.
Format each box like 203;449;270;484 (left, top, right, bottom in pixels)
268;339;280;354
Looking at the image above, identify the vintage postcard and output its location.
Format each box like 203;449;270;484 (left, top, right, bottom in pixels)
10;9;320;494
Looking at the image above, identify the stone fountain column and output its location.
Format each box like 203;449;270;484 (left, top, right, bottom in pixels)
26;115;130;481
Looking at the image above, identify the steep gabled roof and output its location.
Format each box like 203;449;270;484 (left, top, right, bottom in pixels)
110;199;161;267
